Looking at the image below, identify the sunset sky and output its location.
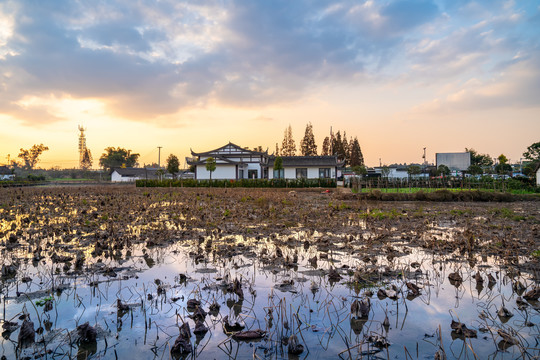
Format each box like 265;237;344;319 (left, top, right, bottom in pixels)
0;0;539;168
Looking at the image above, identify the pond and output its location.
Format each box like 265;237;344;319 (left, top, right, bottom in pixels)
0;187;538;359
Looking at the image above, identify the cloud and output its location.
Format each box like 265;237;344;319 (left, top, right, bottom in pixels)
0;0;537;126
410;51;540;114
252;115;274;122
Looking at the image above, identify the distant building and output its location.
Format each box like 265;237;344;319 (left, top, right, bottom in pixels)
373;166;409;179
436;152;471;171
0;166;14;181
111;168;159;182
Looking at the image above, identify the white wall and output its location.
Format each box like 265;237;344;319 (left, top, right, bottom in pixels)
111;171;139;182
388;168;409;179
269;166;335;179
196;165;236;179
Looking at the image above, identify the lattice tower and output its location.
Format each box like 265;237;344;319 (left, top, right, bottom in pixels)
78;125;87;168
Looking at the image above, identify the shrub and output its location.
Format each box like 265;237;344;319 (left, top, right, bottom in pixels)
135;178;337;188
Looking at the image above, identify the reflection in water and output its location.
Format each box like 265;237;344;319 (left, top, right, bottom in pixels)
0;187;538;359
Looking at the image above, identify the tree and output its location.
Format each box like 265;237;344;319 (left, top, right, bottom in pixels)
274;156;284;179
281;125;296;156
495;154;512;175
275;143;280;156
18;144;49;169
331;131;347;161
81;149;93;170
523;141;540;162
321;137;330;156
349;137;364;167
523;162;537;177
381;166;390;179
99;147;140;173
436;165;450;177
407;165;422;179
342;132;349;165
206;157;216;180
166;154;180;178
300;122;317;156
352;165;367;176
350;165;367;192
523;141;540;180
465;148;493;167
467;165;483;175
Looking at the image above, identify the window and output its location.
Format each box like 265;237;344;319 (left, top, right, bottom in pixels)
239;169;244;179
296;168;307;179
273;169;284;179
248;169;258;179
319;168;331;178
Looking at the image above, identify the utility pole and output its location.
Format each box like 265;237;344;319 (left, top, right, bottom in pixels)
157;146;162;168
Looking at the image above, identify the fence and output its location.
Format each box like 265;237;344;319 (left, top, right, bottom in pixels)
348;176;538;193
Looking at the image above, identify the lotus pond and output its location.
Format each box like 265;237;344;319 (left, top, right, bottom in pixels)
0;186;538;359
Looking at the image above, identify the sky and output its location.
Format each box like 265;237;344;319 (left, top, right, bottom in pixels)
0;0;539;168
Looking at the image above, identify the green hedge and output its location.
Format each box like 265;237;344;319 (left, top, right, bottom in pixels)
136;178;337;188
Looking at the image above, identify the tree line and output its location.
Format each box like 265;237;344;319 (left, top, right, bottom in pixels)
5;139;539;181
273;123;365;167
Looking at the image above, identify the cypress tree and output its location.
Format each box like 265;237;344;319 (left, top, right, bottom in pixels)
300;122;317;156
321;137;330;156
281;125;296;156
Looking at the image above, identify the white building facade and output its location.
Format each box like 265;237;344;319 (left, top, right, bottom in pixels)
267;156;341;180
187;143;268;180
187;143;343;181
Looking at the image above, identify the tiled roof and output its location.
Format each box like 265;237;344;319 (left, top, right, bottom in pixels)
191;142;268;156
267;156;342;167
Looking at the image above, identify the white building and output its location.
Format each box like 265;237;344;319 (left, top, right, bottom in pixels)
0;166;14;181
187;143;268;180
373;166;409;179
267;156;341;180
111;168;159;182
187;143;343;181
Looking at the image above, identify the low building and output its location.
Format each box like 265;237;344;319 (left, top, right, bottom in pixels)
373;166;409;179
267;156;342;180
187;143;268;180
0;166;14;181
111;168;159;182
187;142;344;181
537;166;540;187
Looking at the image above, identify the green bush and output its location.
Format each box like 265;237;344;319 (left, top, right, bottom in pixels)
136;178;337;188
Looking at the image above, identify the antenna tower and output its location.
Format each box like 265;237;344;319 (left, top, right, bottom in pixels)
78;125;87;169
